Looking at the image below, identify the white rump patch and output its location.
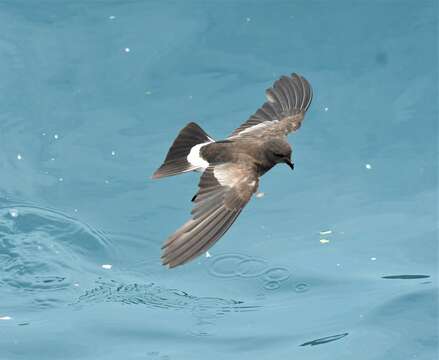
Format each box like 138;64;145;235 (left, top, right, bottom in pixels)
187;142;211;169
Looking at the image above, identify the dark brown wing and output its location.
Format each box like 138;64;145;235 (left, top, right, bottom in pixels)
161;163;258;268
229;73;313;138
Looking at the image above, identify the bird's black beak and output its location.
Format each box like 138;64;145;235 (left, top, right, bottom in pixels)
284;158;294;170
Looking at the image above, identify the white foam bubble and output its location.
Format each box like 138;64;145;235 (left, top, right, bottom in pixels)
101;264;112;270
0;316;12;320
17;154;22;160
124;47;130;53
365;163;372;170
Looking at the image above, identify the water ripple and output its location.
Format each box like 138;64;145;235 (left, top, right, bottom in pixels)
75;278;260;314
208;252;292;291
0;204;112;308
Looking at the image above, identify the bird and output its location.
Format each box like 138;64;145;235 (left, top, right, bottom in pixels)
152;73;313;268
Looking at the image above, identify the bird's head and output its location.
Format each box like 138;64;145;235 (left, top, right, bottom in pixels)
266;139;294;170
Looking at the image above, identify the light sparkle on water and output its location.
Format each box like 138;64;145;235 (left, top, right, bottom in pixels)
9;209;18;218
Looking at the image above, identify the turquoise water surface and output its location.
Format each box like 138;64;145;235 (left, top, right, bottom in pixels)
0;1;437;359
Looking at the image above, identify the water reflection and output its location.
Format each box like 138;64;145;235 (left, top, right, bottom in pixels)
300;332;349;347
381;275;430;280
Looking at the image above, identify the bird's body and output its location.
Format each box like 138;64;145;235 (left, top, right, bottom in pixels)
199;139;284;177
152;73;313;268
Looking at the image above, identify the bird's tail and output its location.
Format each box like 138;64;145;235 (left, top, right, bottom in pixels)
152;122;213;179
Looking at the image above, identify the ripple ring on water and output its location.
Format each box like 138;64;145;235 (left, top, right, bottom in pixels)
208;254;248;278
263;280;281;290
235;258;269;278
263;267;291;282
295;283;310;293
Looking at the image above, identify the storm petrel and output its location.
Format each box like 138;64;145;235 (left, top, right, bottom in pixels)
152;73;313;268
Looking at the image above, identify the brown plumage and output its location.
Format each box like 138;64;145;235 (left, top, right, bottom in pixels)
152;73;313;268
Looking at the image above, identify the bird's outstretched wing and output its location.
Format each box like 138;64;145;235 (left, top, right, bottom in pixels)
161;163;258;268
229;73;313;139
